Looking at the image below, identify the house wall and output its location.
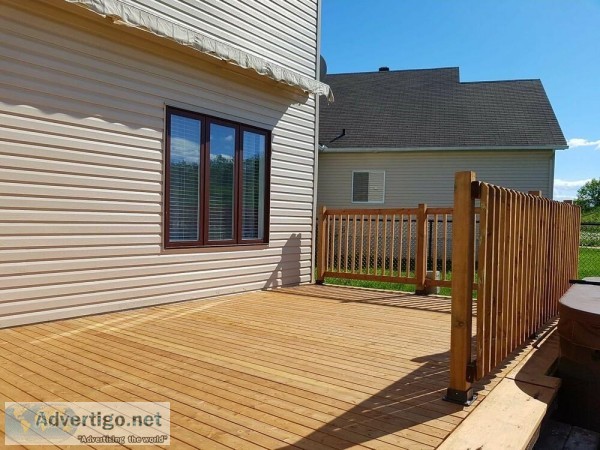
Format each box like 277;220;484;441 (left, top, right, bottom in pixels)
0;1;318;328
317;150;555;208
124;0;318;78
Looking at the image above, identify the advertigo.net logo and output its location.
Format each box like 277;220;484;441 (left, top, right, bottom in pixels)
5;402;170;446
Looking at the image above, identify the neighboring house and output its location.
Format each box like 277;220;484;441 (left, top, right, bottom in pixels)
318;67;567;209
0;0;330;327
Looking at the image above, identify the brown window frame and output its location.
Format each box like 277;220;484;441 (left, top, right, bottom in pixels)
164;106;271;249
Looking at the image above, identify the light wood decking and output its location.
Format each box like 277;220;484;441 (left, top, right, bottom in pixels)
0;285;553;449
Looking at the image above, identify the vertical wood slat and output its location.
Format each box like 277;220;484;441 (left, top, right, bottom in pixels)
537;198;546;329
359;214;365;273
497;188;508;365
510;192;519;350
407;215;413;279
491;185;502;369
398;214;404;278
512;195;526;348
344;214;350;272
433;214;439;276
374;214;380;276
390;214;396;277
365;215;373;274
351;214;357;273
330;214;336;273
528;196;535;336
443;214;448;281
338;215;343;272
516;193;525;344
382;214;388;275
476;183;490;379
527;195;536;336
416;203;428;292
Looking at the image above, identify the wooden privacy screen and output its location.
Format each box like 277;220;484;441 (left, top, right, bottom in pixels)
316;206;455;291
476;183;580;378
446;171;580;404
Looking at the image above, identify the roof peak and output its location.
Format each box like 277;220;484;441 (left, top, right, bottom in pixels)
461;78;541;85
327;66;460;76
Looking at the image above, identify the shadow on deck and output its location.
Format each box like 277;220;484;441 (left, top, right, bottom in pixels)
0;284;543;449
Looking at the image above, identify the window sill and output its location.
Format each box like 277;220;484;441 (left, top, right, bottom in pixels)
161;243;270;254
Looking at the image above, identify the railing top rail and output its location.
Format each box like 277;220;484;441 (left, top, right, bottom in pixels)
474;181;582;208
323;207;420;216
427;207;454;215
322;207;461;216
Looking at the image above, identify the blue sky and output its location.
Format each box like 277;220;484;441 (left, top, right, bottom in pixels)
321;0;600;199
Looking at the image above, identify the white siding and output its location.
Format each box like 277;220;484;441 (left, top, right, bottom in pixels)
318;150;554;208
0;1;318;327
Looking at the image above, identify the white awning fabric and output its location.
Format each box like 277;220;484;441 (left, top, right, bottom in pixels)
65;0;333;101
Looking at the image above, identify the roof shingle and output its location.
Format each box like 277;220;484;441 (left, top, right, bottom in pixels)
319;67;567;150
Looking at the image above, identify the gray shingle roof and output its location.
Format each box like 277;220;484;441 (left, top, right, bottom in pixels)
319;67;567;150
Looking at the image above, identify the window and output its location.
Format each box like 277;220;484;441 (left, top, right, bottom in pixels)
352;170;385;203
164;107;270;248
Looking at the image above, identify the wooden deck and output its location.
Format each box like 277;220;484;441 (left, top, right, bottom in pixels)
0;285;555;449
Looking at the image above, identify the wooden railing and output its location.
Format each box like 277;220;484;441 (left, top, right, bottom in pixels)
446;172;581;405
315;205;456;292
425;209;455;288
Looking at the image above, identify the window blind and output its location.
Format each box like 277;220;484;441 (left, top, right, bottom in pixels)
352;171;385;203
208;123;236;241
168;114;201;241
242;131;266;240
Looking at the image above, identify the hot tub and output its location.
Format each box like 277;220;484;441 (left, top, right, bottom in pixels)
557;278;600;432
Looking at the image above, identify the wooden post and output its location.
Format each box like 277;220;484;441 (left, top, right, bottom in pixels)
316;206;327;284
415;203;428;294
446;172;477;405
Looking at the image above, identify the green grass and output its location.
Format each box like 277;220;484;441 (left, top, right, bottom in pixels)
579;247;600;279
324;269;454;296
582;206;600;222
325;276;418;293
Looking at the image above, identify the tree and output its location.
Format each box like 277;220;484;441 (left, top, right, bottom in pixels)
575;178;600;211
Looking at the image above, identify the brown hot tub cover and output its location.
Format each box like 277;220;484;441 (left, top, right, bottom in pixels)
558;278;600;351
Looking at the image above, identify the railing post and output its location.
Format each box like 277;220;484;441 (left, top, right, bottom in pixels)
445;172;477;405
316;206;327;284
415;203;428;295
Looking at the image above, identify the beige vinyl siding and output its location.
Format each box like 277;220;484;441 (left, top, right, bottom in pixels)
0;1;318;328
113;0;317;77
318;150;555;209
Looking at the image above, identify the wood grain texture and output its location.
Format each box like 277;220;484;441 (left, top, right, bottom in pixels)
0;285;548;449
474;180;579;382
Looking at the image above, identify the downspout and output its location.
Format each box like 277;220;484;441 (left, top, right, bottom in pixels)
310;0;323;284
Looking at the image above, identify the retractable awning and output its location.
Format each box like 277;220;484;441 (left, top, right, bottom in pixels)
65;0;333;101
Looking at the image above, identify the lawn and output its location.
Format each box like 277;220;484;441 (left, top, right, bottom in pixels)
582;206;600;223
324;276;419;293
579;247;600;279
324;270;454;296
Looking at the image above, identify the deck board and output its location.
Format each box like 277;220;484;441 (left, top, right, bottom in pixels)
0;285;548;449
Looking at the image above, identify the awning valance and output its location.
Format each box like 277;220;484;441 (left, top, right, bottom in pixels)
65;0;333;101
